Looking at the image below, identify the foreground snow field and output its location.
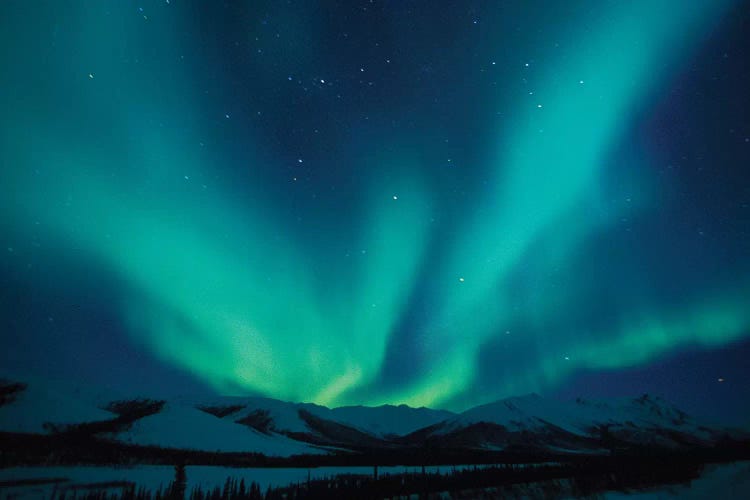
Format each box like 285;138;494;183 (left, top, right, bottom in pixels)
0;462;748;498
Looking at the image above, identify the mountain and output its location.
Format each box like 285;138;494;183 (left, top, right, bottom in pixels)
0;378;452;456
1;378;746;461
118;398;325;455
403;393;743;453
178;396;454;450
0;378;324;456
0;377;116;434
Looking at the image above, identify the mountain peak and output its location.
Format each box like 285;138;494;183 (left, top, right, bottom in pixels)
2;378;745;459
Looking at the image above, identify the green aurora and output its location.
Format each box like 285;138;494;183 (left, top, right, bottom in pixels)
1;0;748;412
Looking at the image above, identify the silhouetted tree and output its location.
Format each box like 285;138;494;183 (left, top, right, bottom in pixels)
169;463;187;500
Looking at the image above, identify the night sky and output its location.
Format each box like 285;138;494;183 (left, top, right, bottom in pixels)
1;1;749;426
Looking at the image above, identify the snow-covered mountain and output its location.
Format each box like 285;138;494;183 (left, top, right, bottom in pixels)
404;393;744;453
193;396;454;441
0;378;453;455
0;378;324;457
1;378;746;459
120;399;324;455
0;378;114;434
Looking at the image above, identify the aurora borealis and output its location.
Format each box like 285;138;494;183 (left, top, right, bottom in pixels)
1;1;749;423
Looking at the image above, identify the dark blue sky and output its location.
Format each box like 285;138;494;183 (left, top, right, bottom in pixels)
1;1;749;426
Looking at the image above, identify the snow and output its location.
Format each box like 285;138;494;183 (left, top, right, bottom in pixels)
3;462;747;497
454;393;588;434
0;465;175;492
604;461;750;499
120;400;323;456
0;463;508;493
196;397;454;438
325;404;455;437
197;396;322;434
2;376;743;457
0;378;114;433
0;382;324;456
447;393;734;445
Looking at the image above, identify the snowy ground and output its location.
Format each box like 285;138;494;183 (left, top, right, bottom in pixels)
1;461;747;498
604;461;750;499
0;463;496;496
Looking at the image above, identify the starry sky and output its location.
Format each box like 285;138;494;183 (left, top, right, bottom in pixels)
1;1;749;426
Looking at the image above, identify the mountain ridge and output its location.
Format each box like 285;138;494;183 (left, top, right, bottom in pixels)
1;377;747;461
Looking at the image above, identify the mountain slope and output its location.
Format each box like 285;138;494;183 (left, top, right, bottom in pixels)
119;399;323;455
193;396;454;446
1;378;746;459
404;393;744;452
0;378;115;434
